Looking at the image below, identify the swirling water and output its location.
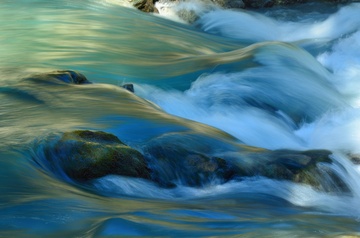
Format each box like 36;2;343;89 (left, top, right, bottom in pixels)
1;1;360;237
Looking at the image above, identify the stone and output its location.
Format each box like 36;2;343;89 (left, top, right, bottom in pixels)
133;0;159;13
143;139;240;187
122;83;135;93
27;70;92;85
40;129;348;192
50;70;91;84
242;0;274;8
226;0;245;8
248;149;349;192
45;130;151;181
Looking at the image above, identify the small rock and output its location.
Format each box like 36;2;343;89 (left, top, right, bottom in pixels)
122;83;135;93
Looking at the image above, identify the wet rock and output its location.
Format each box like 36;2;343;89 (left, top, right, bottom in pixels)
348;153;360;165
122;83;135;93
133;0;159;13
27;70;92;85
44;130;151;181
242;149;349;192
40;129;348;193
140;131;348;192
142;135;241;187
51;70;91;84
225;0;246;8
242;0;274;8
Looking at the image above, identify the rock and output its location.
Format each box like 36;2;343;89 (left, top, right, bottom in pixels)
225;0;245;8
140;131;348;192
50;70;91;84
347;153;360;165
44;130;151;181
211;0;245;8
27;70;92;85
242;0;274;8
144;144;239;187
122;83;135;93
243;149;349;192
40;129;348;192
133;0;159;13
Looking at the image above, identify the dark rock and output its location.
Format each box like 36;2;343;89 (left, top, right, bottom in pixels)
40;129;348;193
226;0;246;8
348;153;360;164
143;138;240;187
247;149;349;192
51;70;91;84
242;0;275;8
44;130;151;181
141;131;347;192
134;0;159;13
122;83;135;93
27;70;92;85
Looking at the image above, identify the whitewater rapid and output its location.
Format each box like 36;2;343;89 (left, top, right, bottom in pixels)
135;3;360;154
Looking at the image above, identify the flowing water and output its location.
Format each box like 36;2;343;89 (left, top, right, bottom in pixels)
1;0;360;237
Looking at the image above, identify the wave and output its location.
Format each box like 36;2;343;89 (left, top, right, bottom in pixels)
196;3;360;43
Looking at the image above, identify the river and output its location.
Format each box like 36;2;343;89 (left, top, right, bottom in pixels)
1;1;360;237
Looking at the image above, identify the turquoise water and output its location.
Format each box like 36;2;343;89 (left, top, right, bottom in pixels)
1;1;360;237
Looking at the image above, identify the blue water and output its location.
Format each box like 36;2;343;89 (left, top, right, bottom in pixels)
1;1;360;237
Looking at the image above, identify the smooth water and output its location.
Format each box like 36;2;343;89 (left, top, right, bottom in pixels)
1;1;360;237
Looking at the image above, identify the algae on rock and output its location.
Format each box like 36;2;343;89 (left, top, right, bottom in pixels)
45;130;151;181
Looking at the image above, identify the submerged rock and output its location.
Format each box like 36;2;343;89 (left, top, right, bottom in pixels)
144;143;239;187
242;0;275;8
44;130;151;181
50;70;91;84
41;130;348;192
27;70;92;85
232;149;349;192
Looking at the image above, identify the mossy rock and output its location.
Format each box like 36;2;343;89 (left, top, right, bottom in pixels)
143;138;241;187
46;130;151;181
247;149;349;192
133;0;159;13
60;130;123;144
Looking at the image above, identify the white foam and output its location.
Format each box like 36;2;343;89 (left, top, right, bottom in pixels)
93;174;360;216
197;4;360;43
296;109;360;153
136;53;346;150
317;31;360;106
136;81;305;150
198;10;279;42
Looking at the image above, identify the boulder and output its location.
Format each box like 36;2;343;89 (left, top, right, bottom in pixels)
41;129;348;192
141;132;348;191
233;149;349;192
144;144;240;187
141;132;245;187
133;0;159;13
44;130;151;181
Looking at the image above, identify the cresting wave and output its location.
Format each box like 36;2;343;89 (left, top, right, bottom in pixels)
196;3;360;43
